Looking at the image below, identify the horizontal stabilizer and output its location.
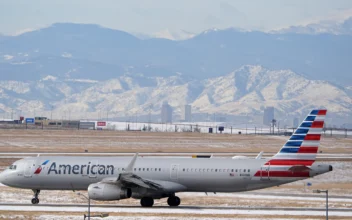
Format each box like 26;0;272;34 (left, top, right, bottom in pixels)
256;151;264;159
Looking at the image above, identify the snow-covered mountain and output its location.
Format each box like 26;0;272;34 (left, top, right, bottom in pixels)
0;65;351;123
275;16;352;35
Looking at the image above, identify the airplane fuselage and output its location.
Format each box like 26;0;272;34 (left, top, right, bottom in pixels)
1;156;329;194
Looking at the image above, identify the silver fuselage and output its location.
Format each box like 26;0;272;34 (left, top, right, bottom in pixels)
0;156;330;193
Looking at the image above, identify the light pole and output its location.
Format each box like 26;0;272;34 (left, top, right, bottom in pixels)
77;192;90;220
313;189;328;220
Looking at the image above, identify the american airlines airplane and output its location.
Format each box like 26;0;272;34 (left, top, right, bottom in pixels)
0;109;332;207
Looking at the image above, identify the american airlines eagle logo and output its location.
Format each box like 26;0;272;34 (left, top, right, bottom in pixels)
34;160;50;174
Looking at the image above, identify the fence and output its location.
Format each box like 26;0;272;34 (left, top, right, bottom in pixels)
0;122;351;138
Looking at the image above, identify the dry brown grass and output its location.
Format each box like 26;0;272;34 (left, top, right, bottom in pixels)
0;129;350;154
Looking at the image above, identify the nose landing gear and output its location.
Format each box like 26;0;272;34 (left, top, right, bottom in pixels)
31;189;40;204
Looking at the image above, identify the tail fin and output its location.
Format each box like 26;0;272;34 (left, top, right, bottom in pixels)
269;109;327;166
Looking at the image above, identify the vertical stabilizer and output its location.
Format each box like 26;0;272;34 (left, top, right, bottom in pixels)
269;109;327;166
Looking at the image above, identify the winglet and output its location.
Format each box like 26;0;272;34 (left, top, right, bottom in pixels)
255;151;264;159
125;153;138;172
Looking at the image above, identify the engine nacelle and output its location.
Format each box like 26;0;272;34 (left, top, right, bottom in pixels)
88;183;132;201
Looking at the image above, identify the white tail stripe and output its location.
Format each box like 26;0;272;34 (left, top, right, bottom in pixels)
314;116;325;121
301;141;320;146
273;153;316;160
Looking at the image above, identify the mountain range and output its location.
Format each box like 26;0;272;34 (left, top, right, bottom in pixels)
0;23;351;124
0;65;351;124
1;23;352;85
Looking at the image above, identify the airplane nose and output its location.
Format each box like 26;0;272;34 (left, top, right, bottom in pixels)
0;171;6;183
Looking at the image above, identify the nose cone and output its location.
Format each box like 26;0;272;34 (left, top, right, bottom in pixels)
0;171;6;184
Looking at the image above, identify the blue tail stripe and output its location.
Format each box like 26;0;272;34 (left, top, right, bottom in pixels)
294;129;309;134
285;141;303;147
300;122;312;128
280;148;300;153
289;135;305;141
305;116;316;122
310;110;319;115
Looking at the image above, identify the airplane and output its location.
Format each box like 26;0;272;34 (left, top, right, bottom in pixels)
0;109;332;207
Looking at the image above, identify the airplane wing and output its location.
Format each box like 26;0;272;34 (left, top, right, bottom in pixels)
100;153;164;191
118;172;163;190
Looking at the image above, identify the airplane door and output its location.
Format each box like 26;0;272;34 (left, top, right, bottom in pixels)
89;160;98;178
170;164;179;180
24;160;35;178
260;163;270;180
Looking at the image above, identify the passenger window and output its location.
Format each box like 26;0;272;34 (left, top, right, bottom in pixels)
235;169;238;172
134;168;136;171
183;168;185;171
248;169;250;172
155;168;157;171
244;169;246;172
231;169;234;172
139;168;141;171
215;169;218;172
143;168;145;171
147;168;149;171
159;168;161;171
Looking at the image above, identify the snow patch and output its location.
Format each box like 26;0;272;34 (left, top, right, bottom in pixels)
65;79;98;83
3;55;14;60
42;75;57;81
61;52;72;58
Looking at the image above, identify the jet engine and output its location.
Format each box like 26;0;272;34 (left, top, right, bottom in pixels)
88;183;132;201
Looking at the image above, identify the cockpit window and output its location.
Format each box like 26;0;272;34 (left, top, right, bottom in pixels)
9;165;17;170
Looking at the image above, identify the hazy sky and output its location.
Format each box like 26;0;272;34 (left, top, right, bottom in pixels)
1;0;352;36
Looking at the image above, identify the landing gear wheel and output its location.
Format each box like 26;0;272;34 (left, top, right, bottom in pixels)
31;198;39;204
31;189;40;205
140;197;154;207
167;196;181;207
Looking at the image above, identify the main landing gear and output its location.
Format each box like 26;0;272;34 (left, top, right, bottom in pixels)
140;197;154;207
140;196;181;207
167;196;181;207
31;189;40;204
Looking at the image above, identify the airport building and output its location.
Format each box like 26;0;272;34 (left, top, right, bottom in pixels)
182;105;192;122
161;101;172;123
263;107;274;126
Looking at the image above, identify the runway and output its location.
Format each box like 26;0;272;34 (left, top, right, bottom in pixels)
0;203;352;218
1;203;352;212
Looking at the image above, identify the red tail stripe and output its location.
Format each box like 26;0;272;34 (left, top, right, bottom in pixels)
318;110;327;115
304;134;321;141
254;171;310;178
297;147;318;153
266;160;315;166
311;121;324;128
